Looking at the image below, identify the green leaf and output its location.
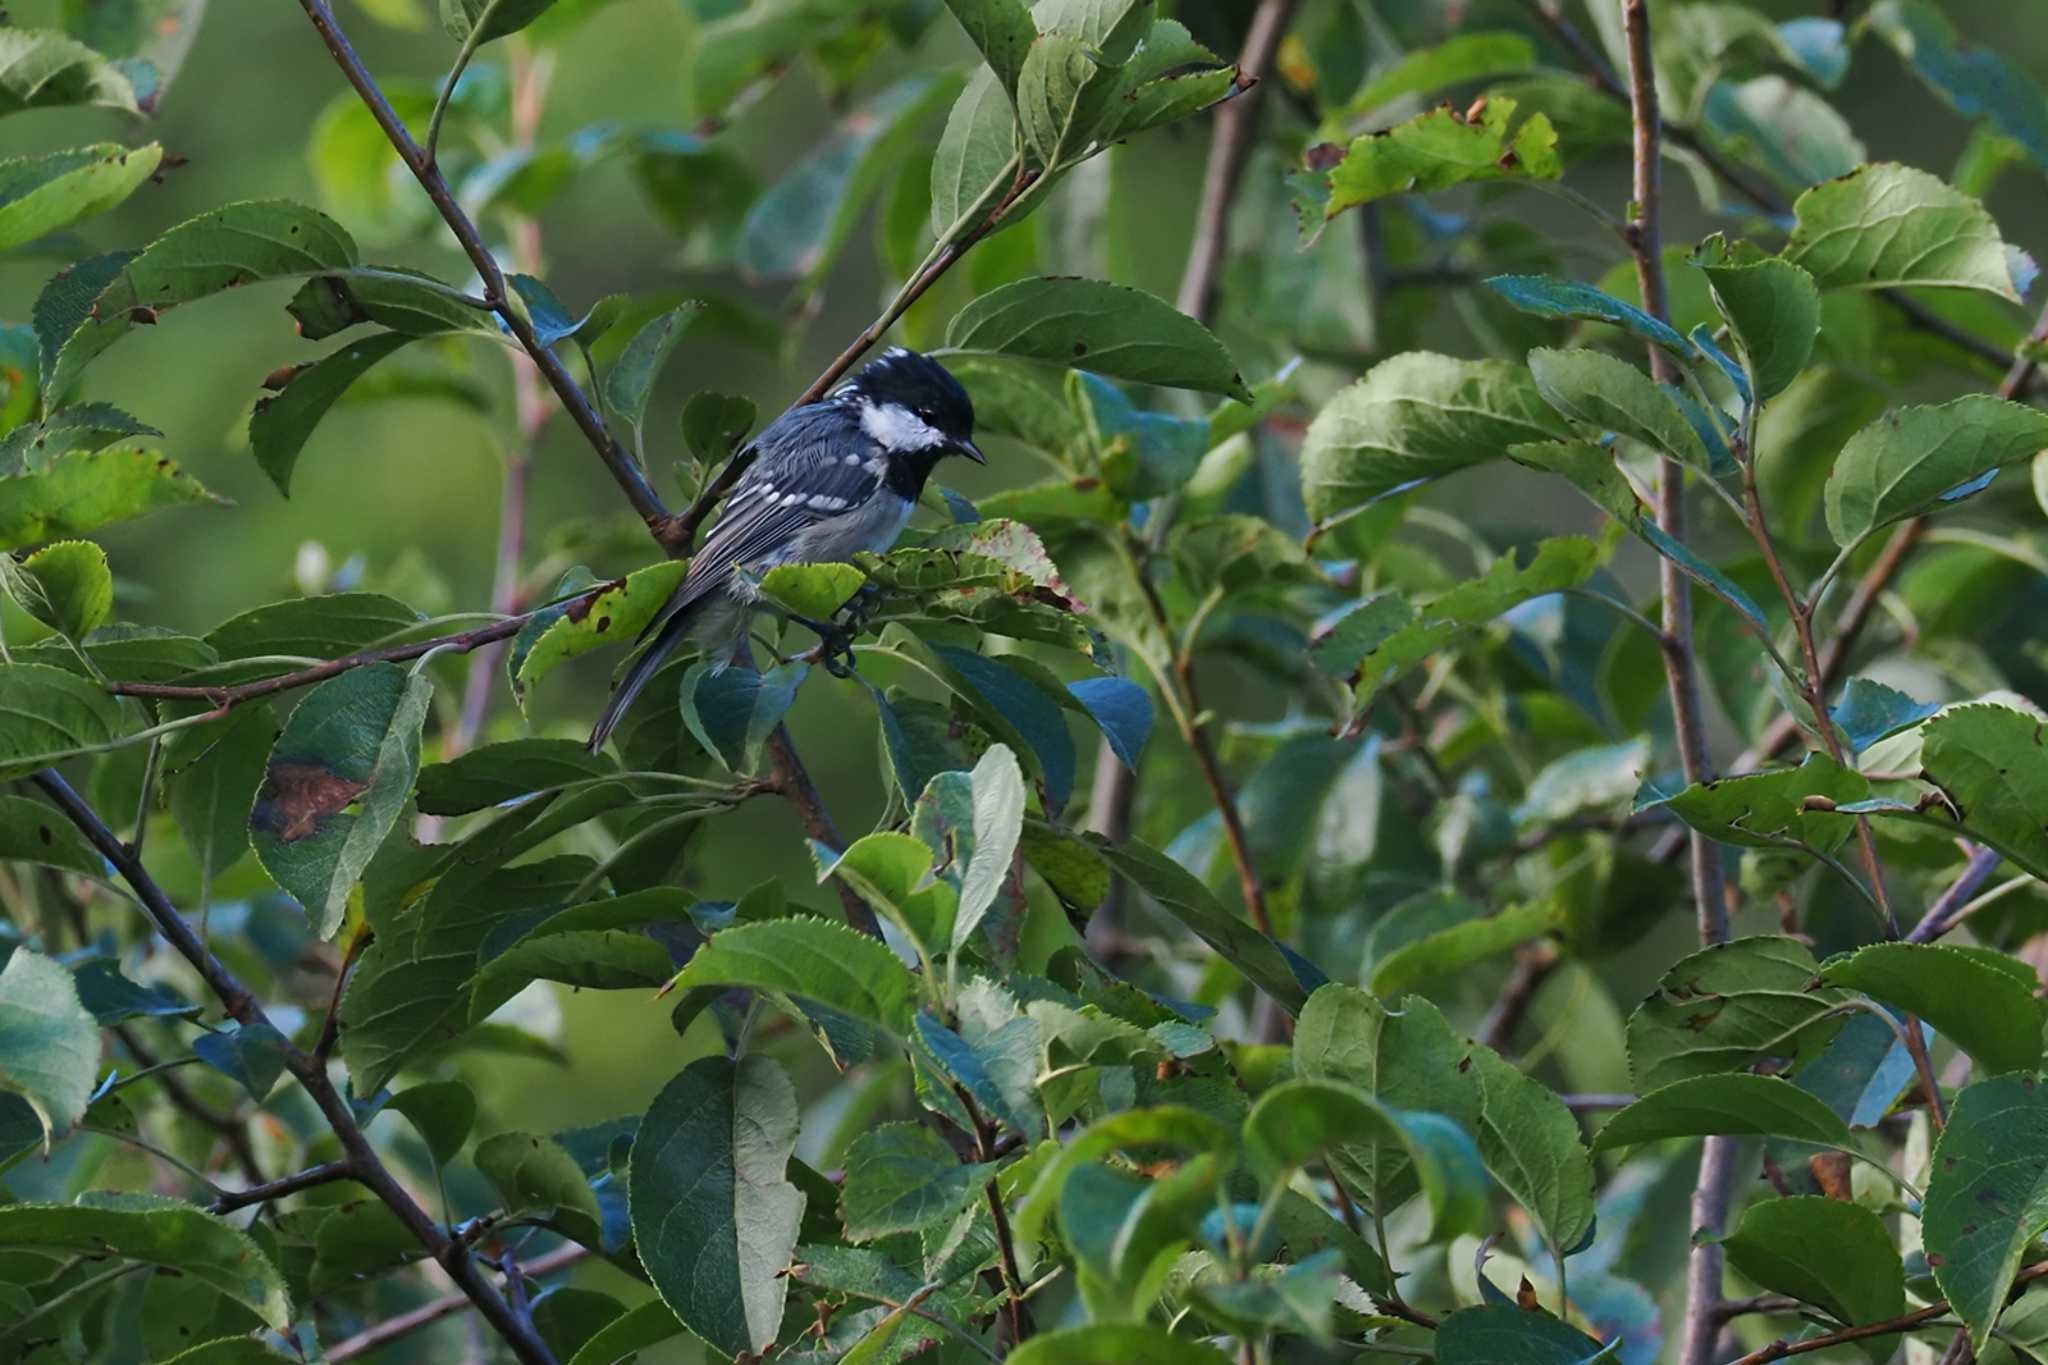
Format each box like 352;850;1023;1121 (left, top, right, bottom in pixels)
1925;1073;2048;1350
928;645;1076;815
1783;162;2026;299
1342;31;1536;117
306;87;438;245
0;794;105;878
681;391;757;466
956;743;1025;954
251;332;419;497
564;1300;681;1365
1829;678;1938;754
1695;249;1820;402
601;304;701;454
153;1342;293;1365
1824;395;2048;546
1369;900;1558;998
919;983;1040;1134
1300;352;1568;526
1720;1195;1905;1326
0;29;140;117
663;916;921;1036
72;962;195;1026
1244;1078;1489;1242
0;403;160;474
756;563;866;621
166;707;273;887
812;831;943;952
1013;32;1124;168
206;591;421;661
1466;1045;1596;1260
1067;676;1150;770
1526;348;1711;471
941;0;1034;94
1625;935;1846;1093
513;561;687;701
388;1080;476;1165
0;143;162;252
839;1122;995;1240
739;75;960;293
1591;1075;1851;1152
416;738;615;815
193;1020;289;1101
681;660;808;772
476;1131;604;1247
1342;536;1607;708
1321;97;1562;217
469;888;694;1020
43;200;359;400
0;662;126;778
1090;835;1318;1014
18;539;111;640
1011;1105;1237;1249
0;948;98;1142
0;1193;290;1329
1822;942;2046;1075
0;444;221;551
1865;0;2048;174
630;1055;805;1360
440;0;558;45
1434;1305;1618;1364
1633;753;1867;854
1006;1325;1235;1365
1487;275;1695;359
946;277;1252;402
929;67;1018;241
1907;704;2048;880
288;269;495;340
250;663;430;938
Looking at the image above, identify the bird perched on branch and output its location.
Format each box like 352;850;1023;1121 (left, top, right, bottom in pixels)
588;347;985;752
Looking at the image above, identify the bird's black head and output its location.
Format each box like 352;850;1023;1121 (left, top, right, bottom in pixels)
839;347;984;464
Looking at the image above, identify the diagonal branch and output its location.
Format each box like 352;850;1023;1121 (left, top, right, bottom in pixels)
30;770;562;1365
293;0;671;543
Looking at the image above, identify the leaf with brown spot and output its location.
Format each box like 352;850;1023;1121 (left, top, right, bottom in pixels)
250;662;431;938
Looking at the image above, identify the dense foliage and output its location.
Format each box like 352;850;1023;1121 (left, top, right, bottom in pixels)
4;0;2048;1362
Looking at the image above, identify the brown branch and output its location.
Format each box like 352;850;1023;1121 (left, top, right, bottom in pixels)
1906;845;2007;944
1477;941;1560;1052
31;770;562;1365
107;589;598;708
292;0;671;543
766;725;885;940
1617;8;1738;1364
208;1159;355;1214
327;1244;590;1362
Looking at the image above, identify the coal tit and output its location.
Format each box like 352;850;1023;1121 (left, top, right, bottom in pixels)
588;347;984;750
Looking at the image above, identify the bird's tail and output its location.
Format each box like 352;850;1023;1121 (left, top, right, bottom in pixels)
587;606;696;754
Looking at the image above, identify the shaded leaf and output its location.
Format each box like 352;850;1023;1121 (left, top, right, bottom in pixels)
1830;678;1938;754
1590;1075;1851;1152
1487;275;1694;359
0;662;126;778
1821;942;2047;1075
476;1131;604;1247
1526;347;1710;471
1720;1195;1905;1326
839;1121;995;1239
946;277;1252;402
1625;935;1846;1092
0;948;98;1141
251;332;417;497
663;916;921;1035
1434;1305;1618;1364
1924;1073;2048;1350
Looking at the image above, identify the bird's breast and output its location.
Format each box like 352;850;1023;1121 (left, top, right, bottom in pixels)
788;492;917;564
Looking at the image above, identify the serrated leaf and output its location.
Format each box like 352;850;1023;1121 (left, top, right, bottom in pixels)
954;744;1024;953
0;143;162;252
204;591;422;662
1720;1195;1905;1326
602;304;701;454
1300;352;1568;525
681;660;807;773
0;794;105;879
1625;935;1846;1093
416;738;615;815
1696;250;1820;401
840;1121;995;1240
513;561;687;700
1784;162;2026;299
1926;1074;2048;1350
941;0;1034;94
249;663;432;938
1904;704;2048;880
1342;31;1536;117
1487;275;1695;358
0;662;126;778
663;916;921;1035
929;67;1019;241
0;1194;291;1328
1369;900;1558;998
1527;347;1711;471
193;1020;289;1101
756;563;866;621
630;1055;804;1359
0;403;160;475
0;29;141;117
929;645;1076;815
388;1080;476;1165
17;539;111;639
946;277;1252;402
681;391;756;466
1822;942;2046;1075
1824;395;2048;546
476;1131;604;1247
0;444;221;551
1466;1045;1596;1261
0;948;98;1142
1591;1074;1850;1152
1320;98;1562;216
1433;1305;1619;1364
1633;752;1867;854
252;332;418;497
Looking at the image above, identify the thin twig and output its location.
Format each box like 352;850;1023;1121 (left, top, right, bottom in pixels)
326;1244;590;1362
31;771;561;1365
107;589;599;707
1617;7;1736;1362
292;0;671;543
1906;845;2008;944
208;1159;356;1214
1719;1257;2048;1365
1477;941;1560;1052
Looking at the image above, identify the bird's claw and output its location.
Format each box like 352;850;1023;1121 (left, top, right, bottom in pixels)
791;614;859;677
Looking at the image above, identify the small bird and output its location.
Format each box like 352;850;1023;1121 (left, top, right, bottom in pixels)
588;347;984;751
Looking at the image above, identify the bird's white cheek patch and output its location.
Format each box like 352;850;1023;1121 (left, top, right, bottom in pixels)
860;400;945;451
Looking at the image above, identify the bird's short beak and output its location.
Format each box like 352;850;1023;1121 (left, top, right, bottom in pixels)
955;437;988;465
